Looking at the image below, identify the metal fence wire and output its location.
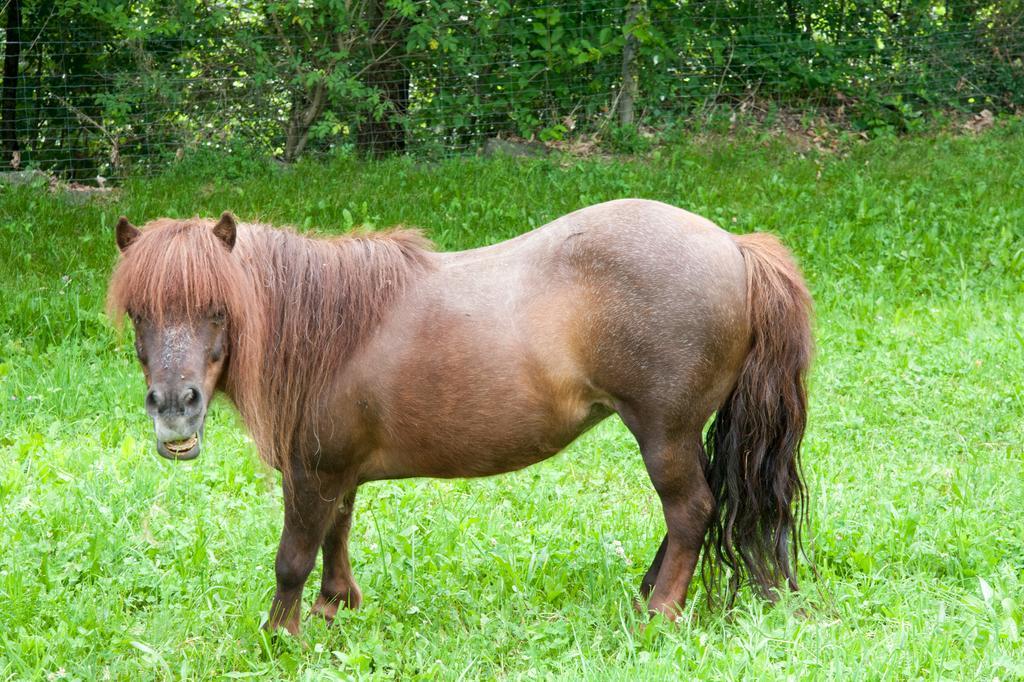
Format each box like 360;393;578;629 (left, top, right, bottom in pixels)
0;0;1021;181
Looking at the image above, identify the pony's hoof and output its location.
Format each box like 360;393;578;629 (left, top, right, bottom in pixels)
311;587;362;623
262;618;301;637
646;601;688;624
311;595;339;623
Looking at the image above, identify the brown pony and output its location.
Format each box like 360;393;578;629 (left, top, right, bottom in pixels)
107;199;812;634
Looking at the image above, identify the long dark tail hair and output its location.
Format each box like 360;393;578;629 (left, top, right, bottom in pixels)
703;232;814;601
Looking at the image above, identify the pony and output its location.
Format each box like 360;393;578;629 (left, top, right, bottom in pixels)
107;199;813;634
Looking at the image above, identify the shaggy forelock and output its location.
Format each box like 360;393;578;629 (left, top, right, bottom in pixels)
107;218;249;326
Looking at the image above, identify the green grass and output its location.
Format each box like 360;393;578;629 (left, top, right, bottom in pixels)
1;127;1023;679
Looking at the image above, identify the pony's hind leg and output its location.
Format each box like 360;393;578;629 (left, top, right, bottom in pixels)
311;488;361;622
636;433;713;618
639;535;667;602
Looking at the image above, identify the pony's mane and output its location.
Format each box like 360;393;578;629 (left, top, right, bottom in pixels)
108;216;433;475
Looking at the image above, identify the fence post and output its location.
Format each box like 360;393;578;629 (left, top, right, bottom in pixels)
2;0;21;167
618;0;643;127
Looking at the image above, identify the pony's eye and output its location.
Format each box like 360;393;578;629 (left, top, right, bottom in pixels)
210;336;224;363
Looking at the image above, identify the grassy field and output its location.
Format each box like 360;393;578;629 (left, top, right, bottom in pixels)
1;127;1022;680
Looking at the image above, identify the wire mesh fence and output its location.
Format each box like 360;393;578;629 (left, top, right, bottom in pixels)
1;0;1021;182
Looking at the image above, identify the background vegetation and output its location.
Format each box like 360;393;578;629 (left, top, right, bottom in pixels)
1;0;1022;179
0;126;1022;678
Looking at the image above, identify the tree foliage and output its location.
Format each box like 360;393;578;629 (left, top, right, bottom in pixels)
2;0;1021;177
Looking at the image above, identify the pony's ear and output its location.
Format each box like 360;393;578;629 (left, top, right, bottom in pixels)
212;211;237;251
115;216;141;252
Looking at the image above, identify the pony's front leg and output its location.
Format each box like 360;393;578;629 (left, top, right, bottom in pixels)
265;470;345;635
311;488;361;622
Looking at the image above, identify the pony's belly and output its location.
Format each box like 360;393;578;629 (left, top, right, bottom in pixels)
357;401;612;481
370;444;557;480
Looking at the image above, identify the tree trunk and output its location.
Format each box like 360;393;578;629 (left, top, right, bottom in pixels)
283;80;326;163
356;58;409;156
356;2;409;157
2;0;22;166
947;0;980;26
618;1;643;127
784;0;799;34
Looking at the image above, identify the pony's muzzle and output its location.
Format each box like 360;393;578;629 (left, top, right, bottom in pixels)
151;394;206;461
156;436;201;460
145;378;206;458
146;385;204;419
154;424;203;461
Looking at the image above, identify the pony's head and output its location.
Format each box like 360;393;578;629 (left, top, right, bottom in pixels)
107;212;250;461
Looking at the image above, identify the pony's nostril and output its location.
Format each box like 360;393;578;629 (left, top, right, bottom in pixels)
145;388;160;413
182;386;202;410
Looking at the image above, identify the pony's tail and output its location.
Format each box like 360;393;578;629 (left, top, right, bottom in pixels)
703;232;813;602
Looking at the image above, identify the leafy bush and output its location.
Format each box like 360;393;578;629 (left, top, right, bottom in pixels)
1;0;1021;177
